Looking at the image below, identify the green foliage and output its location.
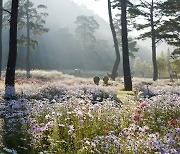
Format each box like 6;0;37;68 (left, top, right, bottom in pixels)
93;76;100;85
157;52;167;78
74;15;99;49
3;0;49;50
127;0;163;41
172;48;180;57
133;57;153;77
113;14;138;58
157;19;180;48
103;76;109;85
172;59;180;74
171;48;180;74
17;34;38;50
157;0;180;50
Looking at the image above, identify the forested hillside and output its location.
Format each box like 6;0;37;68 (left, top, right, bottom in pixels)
2;0;116;72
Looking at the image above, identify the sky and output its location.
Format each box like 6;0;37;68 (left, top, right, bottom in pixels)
72;0;109;21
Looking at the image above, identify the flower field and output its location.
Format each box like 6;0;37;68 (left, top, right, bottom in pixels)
0;71;179;153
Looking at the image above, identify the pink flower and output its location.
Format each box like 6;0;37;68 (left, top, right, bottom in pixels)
132;114;141;121
139;102;148;108
169;119;179;126
137;102;148;111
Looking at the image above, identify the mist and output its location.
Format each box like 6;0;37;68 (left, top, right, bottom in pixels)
2;0;168;77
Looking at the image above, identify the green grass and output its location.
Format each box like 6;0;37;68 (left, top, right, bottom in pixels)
117;90;136;103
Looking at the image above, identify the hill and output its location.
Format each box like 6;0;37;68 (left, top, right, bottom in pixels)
2;0;116;72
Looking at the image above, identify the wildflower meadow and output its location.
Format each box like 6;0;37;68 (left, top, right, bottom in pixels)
0;71;179;153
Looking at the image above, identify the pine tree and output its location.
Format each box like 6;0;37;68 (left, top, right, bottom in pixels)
120;0;132;91
113;13;138;58
3;0;48;78
108;0;120;81
158;0;180;54
5;0;19;99
74;15;99;50
128;0;164;81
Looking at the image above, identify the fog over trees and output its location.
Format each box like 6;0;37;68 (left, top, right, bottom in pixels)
2;0;115;72
1;0;151;74
1;0;179;83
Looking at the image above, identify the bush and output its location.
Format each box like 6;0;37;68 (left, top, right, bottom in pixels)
103;76;109;85
93;76;100;85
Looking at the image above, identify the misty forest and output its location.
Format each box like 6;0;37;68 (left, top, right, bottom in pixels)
0;0;179;153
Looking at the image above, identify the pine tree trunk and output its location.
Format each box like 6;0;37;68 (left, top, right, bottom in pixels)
26;0;30;78
150;0;158;81
108;0;120;81
0;0;3;78
5;0;19;99
151;30;158;81
121;0;132;91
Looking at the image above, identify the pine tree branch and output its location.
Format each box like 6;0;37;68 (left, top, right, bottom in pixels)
155;38;163;46
153;14;163;27
139;0;151;9
0;7;11;15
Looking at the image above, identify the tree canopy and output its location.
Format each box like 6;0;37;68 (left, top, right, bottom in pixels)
158;0;180;52
74;15;99;49
3;0;49;50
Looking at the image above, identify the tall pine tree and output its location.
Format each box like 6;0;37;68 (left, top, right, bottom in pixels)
3;0;48;78
120;0;132;90
5;0;19;99
128;0;164;81
158;0;180;55
108;0;120;80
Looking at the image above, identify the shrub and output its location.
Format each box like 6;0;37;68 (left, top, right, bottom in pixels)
93;76;100;85
103;76;109;85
